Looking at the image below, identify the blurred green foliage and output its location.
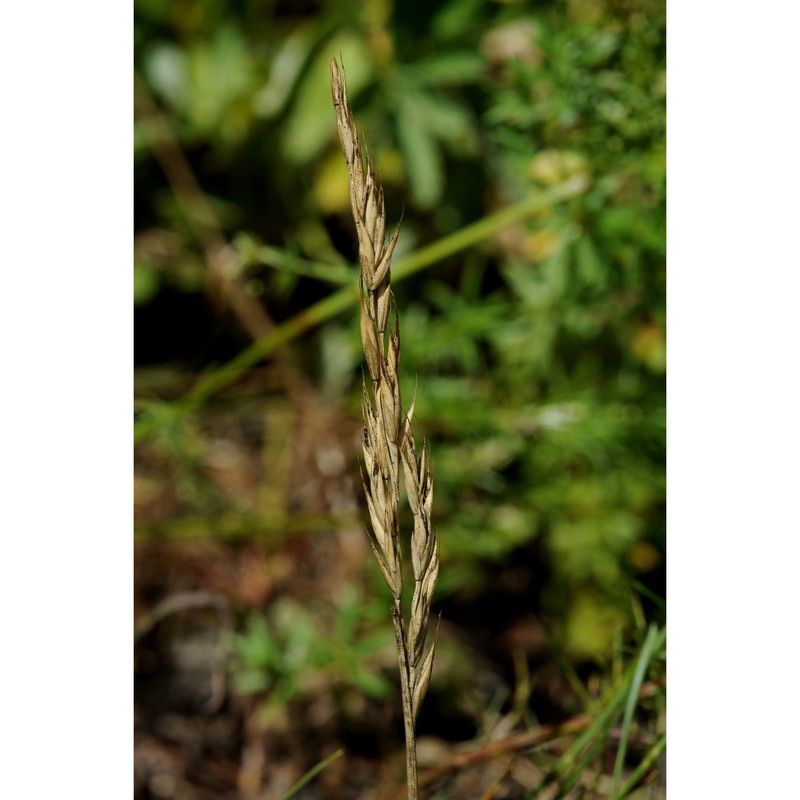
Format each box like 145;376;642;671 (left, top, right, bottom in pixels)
135;0;665;661
233;590;394;714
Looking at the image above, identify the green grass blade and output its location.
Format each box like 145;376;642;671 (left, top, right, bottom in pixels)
616;735;666;799
134;176;588;444
525;625;665;800
630;579;666;611
237;238;354;285
393;175;587;285
280;748;344;800
554;726;611;799
525;685;627;799
610;624;662;799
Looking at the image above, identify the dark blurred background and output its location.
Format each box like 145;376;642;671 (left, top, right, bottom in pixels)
134;0;665;797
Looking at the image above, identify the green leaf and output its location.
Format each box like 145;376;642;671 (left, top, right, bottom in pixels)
350;667;391;699
405;89;478;151
282;32;371;165
574;234;607;291
394;96;444;208
233;669;272;695
142;43;188;111
431;0;486;40
253;23;320;118
133;261;161;306
579;30;621;67
408;51;485;86
185;25;256;134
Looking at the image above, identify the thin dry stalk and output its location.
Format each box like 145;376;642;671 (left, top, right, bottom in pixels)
330;58;439;800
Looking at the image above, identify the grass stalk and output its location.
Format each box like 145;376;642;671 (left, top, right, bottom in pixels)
393;605;419;796
330;57;439;800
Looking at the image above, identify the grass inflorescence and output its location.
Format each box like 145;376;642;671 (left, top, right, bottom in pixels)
330;57;440;800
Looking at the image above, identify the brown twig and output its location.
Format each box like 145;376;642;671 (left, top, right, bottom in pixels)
417;715;591;791
414;679;663;792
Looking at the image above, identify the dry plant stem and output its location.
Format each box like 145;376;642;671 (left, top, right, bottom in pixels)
392;606;417;796
330;58;439;800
